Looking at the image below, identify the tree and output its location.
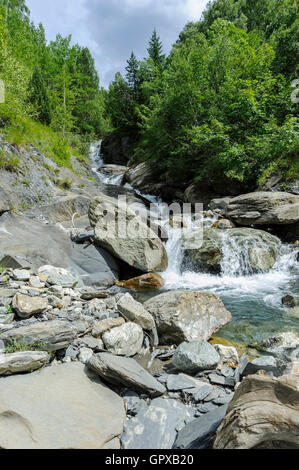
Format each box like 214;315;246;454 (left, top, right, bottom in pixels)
147;29;165;69
125;52;140;97
28;65;52;124
0;0;29;24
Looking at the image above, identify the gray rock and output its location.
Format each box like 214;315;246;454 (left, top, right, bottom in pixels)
174;405;228;449
209;374;235;388
12;294;48;319
185;385;214;402
89;195;168;273
0;351;50;376
0;313;14;324
234;354;249;383
88;353;166;397
1;320;77;352
102;322;144;357
0;187;10;215
117;293;158;345
78;347;93;364
166;374;197;392
243;356;279;377
13;270;31;281
144;290;232;344
121;398;195;450
0;362;125;449
65;345;79;359
172;341;220;373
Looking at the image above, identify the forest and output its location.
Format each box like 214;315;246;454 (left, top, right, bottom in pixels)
0;0;298;188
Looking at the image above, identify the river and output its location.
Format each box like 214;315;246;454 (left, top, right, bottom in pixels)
89;142;299;351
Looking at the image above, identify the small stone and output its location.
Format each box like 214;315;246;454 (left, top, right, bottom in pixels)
167;374;197;392
78;348;93;364
13;270;31;281
214;344;239;367
102;322;143;357
65;345;79;360
92;317;125;338
234;354;248;383
29;276;43;288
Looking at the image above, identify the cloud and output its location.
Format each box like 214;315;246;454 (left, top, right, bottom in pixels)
27;0;209;87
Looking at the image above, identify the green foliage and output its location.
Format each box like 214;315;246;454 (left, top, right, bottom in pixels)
28;65;52;124
4;338;47;354
107;1;298;190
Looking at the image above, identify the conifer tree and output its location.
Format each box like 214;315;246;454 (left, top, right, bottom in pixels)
28;65;52;124
125;52;139;97
147;29;165;69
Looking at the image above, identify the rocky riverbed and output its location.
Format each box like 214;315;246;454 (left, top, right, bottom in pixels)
0;139;298;449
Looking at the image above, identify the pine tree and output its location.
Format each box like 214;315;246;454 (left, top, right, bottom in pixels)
28;65;52;124
125;52;139;97
147;29;165;69
0;0;29;24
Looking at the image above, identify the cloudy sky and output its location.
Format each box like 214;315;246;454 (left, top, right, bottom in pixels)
26;0;209;88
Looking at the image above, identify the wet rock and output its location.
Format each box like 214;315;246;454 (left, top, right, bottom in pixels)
144;290;232;344
121;398;195;450
12;294;48;319
282;295;296;308
115;273;165;291
0;363;125;449
182;228;281;274
0;351;50;376
174;405;228;449
88;352;166;397
172;341;220;373
214;374;299;449
102;322;144;357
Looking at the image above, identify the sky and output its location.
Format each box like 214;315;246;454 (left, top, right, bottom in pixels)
26;0;209;88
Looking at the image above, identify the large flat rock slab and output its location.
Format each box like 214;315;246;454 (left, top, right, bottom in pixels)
0;362;125;449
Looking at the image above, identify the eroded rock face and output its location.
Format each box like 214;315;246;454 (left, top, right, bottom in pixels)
0;363;125;449
214;374;299;449
89;195;168;273
182;228;281;275
144;290;232;344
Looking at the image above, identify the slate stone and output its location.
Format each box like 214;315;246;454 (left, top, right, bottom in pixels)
242;356;280;377
234;354;249;383
121;398;195;450
173;405;228;449
167;374;197;392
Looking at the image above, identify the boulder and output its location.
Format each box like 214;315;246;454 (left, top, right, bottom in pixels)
224;192;299;226
115;273;165;291
12;294;48;319
121;398;195;450
0;362;125;449
214;374;299;449
89;195;168;273
0;213;119;287
39;194;90;224
102;322;144;357
242;356;279;377
172;341;221;373
0;351;50;376
144;290;232;344
88;352;166;397
182;228;281;275
1;321;77;352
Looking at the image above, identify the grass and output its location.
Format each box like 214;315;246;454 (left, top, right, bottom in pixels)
0;150;20;172
2;115;90;171
4;338;47;354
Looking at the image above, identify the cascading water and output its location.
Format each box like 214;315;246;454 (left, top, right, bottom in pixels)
89;142;299;348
